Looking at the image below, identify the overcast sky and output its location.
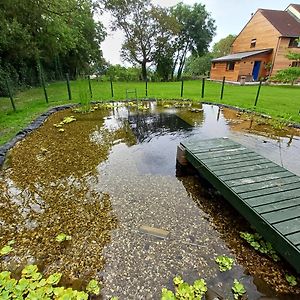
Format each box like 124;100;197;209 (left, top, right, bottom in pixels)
99;0;298;65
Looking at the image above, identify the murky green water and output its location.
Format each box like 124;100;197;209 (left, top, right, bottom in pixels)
1;101;300;299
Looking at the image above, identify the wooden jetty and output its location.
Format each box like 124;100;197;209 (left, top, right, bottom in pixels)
179;137;300;273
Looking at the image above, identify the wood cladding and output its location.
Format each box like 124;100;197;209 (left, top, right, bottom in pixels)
232;11;280;54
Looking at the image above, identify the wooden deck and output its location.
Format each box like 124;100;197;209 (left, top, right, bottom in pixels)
180;137;300;273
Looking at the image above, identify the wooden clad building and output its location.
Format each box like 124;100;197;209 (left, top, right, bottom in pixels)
210;4;300;82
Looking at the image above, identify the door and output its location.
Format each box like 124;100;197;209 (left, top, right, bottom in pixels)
252;61;261;81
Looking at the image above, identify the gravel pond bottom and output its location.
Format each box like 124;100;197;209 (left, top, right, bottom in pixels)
1;101;300;299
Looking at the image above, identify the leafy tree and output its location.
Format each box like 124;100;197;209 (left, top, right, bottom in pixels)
0;0;106;95
104;0;178;81
212;34;236;58
183;53;213;77
170;3;216;80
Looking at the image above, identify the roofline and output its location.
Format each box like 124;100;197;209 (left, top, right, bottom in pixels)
211;49;273;62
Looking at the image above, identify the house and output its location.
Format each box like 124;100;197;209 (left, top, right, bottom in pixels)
210;4;300;82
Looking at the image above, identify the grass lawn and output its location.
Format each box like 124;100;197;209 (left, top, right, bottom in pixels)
1;79;300;145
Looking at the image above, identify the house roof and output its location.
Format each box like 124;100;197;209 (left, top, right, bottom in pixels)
289;4;300;14
260;9;300;37
211;49;273;62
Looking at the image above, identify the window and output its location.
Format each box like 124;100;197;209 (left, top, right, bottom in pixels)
291;61;300;67
226;62;235;71
250;38;256;48
289;38;300;48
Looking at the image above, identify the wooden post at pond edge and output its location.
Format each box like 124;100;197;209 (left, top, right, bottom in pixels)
110;79;114;98
66;73;72;101
220;76;225;100
181;80;184;97
254;80;262;106
5;79;16;112
201;77;205;98
88;76;93;99
145;79;148;97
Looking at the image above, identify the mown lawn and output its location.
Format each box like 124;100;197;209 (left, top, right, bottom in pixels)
1;79;300;145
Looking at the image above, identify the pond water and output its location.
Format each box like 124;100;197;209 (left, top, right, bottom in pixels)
1;101;300;299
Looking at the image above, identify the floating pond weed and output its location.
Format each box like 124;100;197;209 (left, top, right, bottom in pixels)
55;233;72;243
240;232;280;261
0;265;92;299
215;255;234;272
285;274;297;286
232;279;246;300
161;276;207;300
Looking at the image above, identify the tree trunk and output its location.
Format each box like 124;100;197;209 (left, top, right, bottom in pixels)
141;61;147;81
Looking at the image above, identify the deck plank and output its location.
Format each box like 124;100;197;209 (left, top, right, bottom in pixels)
255;198;300;214
240;182;300;199
231;176;300;193
262;206;300;224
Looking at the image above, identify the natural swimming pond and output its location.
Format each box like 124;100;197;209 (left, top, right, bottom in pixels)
1;101;300;299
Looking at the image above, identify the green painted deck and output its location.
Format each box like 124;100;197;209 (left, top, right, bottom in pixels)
180;137;300;273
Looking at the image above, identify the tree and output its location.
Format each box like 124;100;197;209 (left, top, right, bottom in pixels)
212;34;236;58
104;0;178;81
183;53;213;77
0;0;106;95
170;3;216;80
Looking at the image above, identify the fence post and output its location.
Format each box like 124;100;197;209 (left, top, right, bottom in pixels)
88;76;93;99
41;70;49;104
110;79;114;98
145;79;148;97
220;76;225;100
201;77;205;98
254;80;262;106
66;73;72;100
5;79;16;112
181;80;184;97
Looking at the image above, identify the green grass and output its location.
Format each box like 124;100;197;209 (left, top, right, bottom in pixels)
1;79;300;145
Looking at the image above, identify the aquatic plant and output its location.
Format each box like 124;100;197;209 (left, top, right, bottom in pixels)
232;279;246;299
285;274;297;286
161;276;207;300
53;116;76;132
0;240;15;256
240;232;280;261
86;279;101;295
55;233;72;243
0;265;91;299
215;255;234;272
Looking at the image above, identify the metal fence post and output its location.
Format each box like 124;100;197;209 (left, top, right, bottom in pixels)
5;79;16;112
201;77;205;98
66;73;72;100
254;80;262;106
145;79;148;97
181;80;184;97
220;76;225;100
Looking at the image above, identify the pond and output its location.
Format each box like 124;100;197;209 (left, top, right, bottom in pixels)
1;101;300;299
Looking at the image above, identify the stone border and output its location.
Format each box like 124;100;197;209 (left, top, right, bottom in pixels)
0;104;74;167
